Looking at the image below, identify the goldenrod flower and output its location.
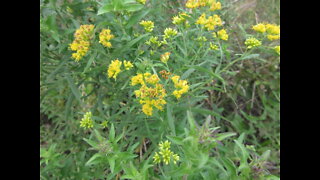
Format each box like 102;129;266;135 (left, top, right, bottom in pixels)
80;111;93;129
172;12;190;25
196;13;207;25
274;45;280;55
131;73;145;86
164;28;178;39
99;28;115;48
108;59;122;79
217;29;228;41
244;37;262;49
252;23;266;33
153;152;161;164
171;75;189;99
123;60;134;70
210;1;221;11
160;52;171;63
172;154;180;164
203;14;222;31
69;24;94;61
132;73;166;116
265;24;280;35
210;42;219;50
154;140;179;165
142;103;153;116
197;36;207;42
159;148;173;165
145;36;162;47
267;34;280;41
159;140;171;150
140;20;154;32
159;70;171;79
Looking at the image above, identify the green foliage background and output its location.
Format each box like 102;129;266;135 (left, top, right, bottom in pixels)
40;0;280;179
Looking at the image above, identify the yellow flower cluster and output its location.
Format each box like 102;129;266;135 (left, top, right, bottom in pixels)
140;20;154;32
160;52;171;63
252;23;280;40
69;24;95;61
153;140;179;165
145;36;162;47
196;13;222;31
252;23;266;33
186;0;222;10
131;73;167;116
186;0;208;8
99;28;115;48
137;0;146;4
245;37;262;49
210;42;219;50
164;28;178;39
80;111;93;129
171;75;189;99
172;12;190;25
107;59;133;79
216;29;228;41
274;45;280;55
210;0;221;11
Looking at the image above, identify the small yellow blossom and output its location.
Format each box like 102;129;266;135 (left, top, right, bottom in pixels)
171;75;189;99
131;73;145;86
99;28;115;48
267;34;280;41
217;29;228;41
80;111;93;129
252;23;266;33
108;59;122;79
210;1;221;11
274;45;280;55
172;153;180;164
153;140;179;165
69;24;95;61
123;60;134;70
145;36;162;47
196;13;207;25
159;140;171;150
140;20;154;32
210;42;219;50
153;152;161;164
160;52;171;63
164;28;178;39
244;37;262;49
265;24;280;35
142;103;153;116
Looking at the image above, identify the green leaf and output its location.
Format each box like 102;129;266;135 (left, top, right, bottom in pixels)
66;74;82;105
112;33;149;55
240;53;260;60
83;138;99;148
108;157;115;173
109;123;115;142
83;52;97;73
85;153;104;166
215;132;237;141
167;104;176;136
126;9;150;29
166;135;184;145
187;110;196;133
97;4;114;15
123;3;144;12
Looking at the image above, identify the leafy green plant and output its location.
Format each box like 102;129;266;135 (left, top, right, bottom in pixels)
40;0;280;179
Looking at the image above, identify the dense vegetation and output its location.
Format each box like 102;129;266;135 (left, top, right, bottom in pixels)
40;0;280;179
